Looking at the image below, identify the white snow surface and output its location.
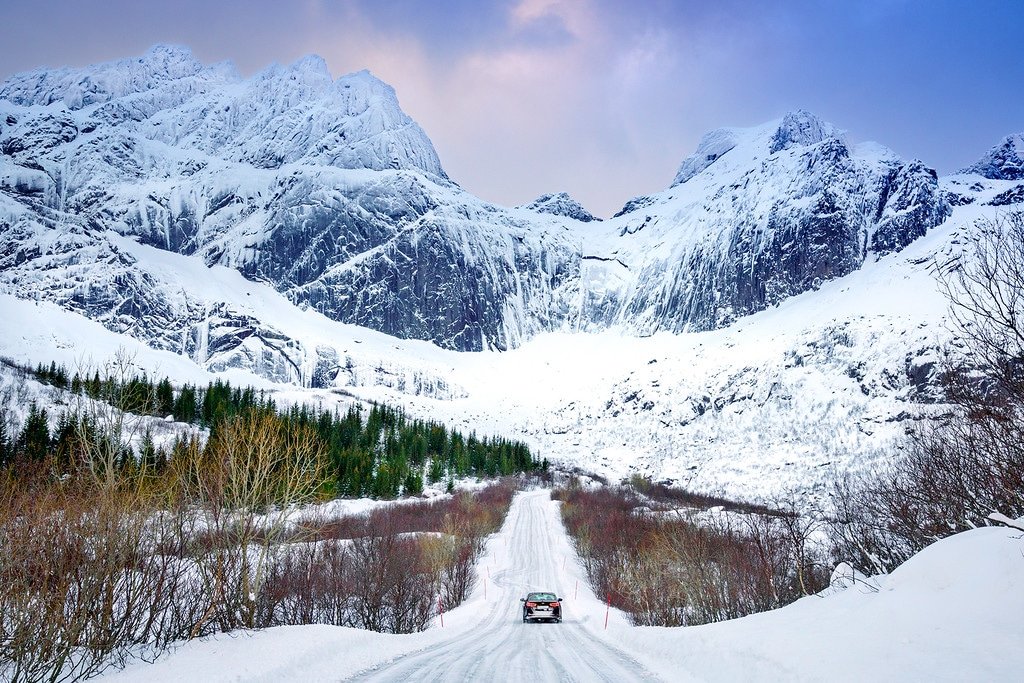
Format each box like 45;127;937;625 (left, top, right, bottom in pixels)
101;490;1024;682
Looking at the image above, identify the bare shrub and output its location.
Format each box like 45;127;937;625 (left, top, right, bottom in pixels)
170;410;329;634
557;485;827;627
0;474;199;682
71;350;157;489
257;539;354;628
347;532;435;633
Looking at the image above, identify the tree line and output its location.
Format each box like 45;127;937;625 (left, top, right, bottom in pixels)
1;359;543;498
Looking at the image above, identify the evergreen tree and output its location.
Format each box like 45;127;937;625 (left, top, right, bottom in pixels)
52;363;68;389
173;384;198;423
140;429;158;473
403;469;424;496
52;411;78;473
20;402;50;462
87;370;101;399
156;378;174;416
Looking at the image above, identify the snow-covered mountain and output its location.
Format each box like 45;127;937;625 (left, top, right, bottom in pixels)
1;47;951;363
962;133;1023;181
0;45;580;357
578;110;951;335
2;46;1022;497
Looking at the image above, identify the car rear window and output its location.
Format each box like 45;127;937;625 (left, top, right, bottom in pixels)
528;593;557;601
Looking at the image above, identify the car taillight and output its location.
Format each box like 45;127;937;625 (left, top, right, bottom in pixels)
550;602;559;607
525;602;537;607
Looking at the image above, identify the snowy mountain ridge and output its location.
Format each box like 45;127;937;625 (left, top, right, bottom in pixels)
1;47;957;358
2;46;1023;496
0;44;448;179
962;132;1023;180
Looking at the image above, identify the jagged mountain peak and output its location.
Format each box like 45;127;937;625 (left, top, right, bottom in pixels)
0;43;229;110
520;192;601;222
671;127;740;186
139;43;201;67
254;54;333;87
0;45;448;180
962;133;1024;180
671;110;843;188
768;109;841;154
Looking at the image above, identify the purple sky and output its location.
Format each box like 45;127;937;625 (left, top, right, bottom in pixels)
1;0;1022;217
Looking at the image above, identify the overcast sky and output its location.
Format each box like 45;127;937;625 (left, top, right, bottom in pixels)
1;0;1022;217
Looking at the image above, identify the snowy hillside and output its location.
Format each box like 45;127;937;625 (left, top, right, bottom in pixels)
0;45;580;354
0;202;1010;500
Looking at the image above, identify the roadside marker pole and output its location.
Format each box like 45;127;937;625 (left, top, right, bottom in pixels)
604;593;610;630
484;578;487;600
439;597;445;628
574;580;578;600
562;557;566;571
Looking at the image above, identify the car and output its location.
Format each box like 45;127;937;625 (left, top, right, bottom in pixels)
521;591;562;623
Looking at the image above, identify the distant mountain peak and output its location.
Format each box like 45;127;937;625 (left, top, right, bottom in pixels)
671;110;843;188
962;133;1024;180
0;42;219;109
0;45;448;180
768;110;840;154
520;192;601;222
141;43;198;64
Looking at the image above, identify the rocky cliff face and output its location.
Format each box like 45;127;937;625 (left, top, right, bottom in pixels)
963;133;1023;181
0;48;964;381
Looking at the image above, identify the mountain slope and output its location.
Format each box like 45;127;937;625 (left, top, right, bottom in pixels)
3;47;1023;498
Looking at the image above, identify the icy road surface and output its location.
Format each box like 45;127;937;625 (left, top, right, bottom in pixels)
351;489;662;682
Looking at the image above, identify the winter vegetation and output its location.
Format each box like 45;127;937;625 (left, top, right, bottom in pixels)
0;355;540;498
828;211;1024;572
554;479;828;627
555;211;1024;633
0;348;532;681
0;451;519;682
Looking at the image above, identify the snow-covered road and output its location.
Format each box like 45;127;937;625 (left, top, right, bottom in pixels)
104;489;1024;682
350;489;661;682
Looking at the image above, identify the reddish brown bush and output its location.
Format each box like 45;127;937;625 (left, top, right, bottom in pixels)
557;484;826;627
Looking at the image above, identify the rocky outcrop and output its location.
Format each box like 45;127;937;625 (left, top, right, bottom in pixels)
963;133;1024;180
